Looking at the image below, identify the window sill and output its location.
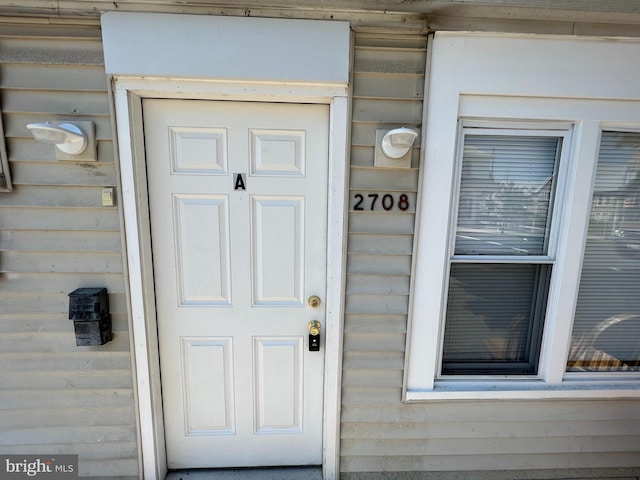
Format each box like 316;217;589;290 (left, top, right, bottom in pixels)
404;379;640;402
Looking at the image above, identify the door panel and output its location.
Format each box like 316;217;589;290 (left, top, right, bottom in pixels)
143;99;328;469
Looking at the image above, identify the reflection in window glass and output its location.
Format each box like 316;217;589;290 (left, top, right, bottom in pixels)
444;132;561;376
455;136;560;256
567;131;640;372
443;263;549;375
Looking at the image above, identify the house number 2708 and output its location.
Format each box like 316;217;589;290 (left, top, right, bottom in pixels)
353;193;410;211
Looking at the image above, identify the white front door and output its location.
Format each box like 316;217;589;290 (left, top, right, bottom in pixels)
143;99;328;469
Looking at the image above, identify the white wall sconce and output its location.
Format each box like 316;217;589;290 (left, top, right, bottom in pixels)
374;127;419;168
26;121;97;161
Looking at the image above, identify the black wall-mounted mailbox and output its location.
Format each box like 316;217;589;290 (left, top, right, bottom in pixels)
68;287;112;346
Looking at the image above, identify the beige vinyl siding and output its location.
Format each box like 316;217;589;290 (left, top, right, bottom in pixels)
341;28;424;473
0;21;139;479
341;30;640;479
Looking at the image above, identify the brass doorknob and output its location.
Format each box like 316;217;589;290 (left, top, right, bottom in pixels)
308;320;321;336
308;295;321;308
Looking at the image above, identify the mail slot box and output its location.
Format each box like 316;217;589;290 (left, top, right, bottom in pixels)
68;287;112;346
68;287;109;321
73;317;113;346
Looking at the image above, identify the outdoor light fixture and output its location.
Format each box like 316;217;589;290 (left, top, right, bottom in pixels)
26;121;97;161
374;127;419;168
381;127;419;158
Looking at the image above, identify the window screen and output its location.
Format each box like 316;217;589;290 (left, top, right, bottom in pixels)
567;131;640;372
443;133;561;375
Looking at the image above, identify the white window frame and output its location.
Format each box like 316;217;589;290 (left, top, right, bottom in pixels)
404;32;640;401
442;123;572;377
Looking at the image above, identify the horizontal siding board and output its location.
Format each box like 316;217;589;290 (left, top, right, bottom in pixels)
355;35;427;49
1;63;108;91
1;425;137;446
343;351;406;369
1;251;124;273
350;167;419;191
348;233;414;255
342;369;403;388
340;420;640;440
341;401;640;423
344;314;407;334
347;254;412;275
0;388;134;410
10;161;117;186
353;72;424;99
341;387;404;404
352;98;423;123
0;406;136;429
0;38;104;65
346;274;410;295
0;441;138;459
0;351;132;371
341;436;640;456
2;89;110;115
0;370;133;391
0;207;121;230
343;332;407;353
348;212;416;234
0;229;121;252
353;47;426;74
345;294;409;315
0;272;125;293
0;23;101;38
341;453;640;472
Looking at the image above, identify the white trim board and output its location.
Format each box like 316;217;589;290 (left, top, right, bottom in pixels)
113;78;349;480
104;13;350;480
102;12;350;84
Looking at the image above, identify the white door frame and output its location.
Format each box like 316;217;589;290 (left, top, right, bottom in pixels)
112;77;349;480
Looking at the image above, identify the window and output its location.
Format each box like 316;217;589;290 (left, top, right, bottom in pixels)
443;131;564;376
567;131;640;373
405;33;640;400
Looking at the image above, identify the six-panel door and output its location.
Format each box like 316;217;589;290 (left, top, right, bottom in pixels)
143;99;329;468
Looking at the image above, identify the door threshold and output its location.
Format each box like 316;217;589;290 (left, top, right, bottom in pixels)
165;466;323;480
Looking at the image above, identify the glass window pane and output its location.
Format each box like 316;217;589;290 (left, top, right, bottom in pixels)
442;263;549;375
455;135;560;256
567;131;640;372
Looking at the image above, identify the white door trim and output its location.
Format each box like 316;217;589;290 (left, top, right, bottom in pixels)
112;78;349;480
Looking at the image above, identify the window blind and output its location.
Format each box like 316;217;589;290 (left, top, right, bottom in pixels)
567;131;640;372
455;135;559;256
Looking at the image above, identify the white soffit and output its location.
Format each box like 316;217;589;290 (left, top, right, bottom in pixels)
101;12;350;84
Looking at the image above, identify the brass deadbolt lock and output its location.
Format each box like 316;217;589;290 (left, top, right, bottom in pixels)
308;295;321;308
